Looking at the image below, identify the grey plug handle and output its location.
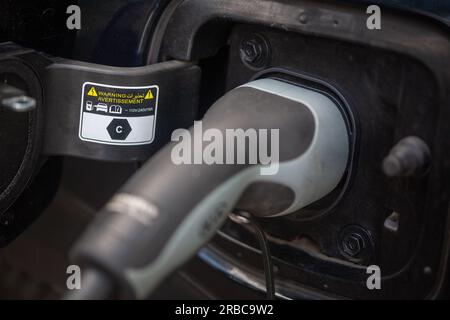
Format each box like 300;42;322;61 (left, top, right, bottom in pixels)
70;79;349;299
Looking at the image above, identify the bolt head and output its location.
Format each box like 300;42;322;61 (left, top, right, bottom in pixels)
342;233;365;257
240;39;262;63
239;34;270;69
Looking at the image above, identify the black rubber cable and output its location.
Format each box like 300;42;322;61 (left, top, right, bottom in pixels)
232;210;276;300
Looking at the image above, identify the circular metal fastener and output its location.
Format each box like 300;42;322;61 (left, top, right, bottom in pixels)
338;225;374;263
239;34;271;69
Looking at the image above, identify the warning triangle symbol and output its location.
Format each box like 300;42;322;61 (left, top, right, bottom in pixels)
145;90;154;100
87;87;98;97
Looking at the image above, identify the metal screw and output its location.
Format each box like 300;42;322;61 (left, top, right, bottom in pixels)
239;34;271;69
338;225;374;262
342;233;365;257
245;41;258;59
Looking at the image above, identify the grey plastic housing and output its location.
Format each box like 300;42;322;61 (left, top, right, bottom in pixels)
71;79;349;299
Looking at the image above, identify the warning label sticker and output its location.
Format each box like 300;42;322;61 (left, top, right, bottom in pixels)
79;82;159;145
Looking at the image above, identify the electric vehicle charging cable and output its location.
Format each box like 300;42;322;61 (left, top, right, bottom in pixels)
65;78;349;300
